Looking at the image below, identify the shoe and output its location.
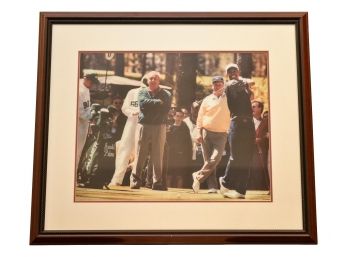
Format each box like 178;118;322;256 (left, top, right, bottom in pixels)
130;183;140;189
152;184;168;191
192;173;200;193
219;177;229;195
107;182;122;187
145;184;152;189
223;191;245;199
208;188;218;194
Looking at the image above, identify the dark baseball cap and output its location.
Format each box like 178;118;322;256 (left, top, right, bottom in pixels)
84;73;99;84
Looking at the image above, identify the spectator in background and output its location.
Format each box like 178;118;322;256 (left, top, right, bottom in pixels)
252;100;269;172
167;107;176;125
183;101;204;188
262;110;271;187
110;96;127;142
181;108;190;119
248;100;270;190
166;110;192;188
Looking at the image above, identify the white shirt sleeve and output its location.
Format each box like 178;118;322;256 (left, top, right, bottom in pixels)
121;89;137;118
196;98;206;130
79;85;91;121
122;88;140;118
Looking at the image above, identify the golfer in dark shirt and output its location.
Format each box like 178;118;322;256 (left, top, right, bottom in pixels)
219;63;256;199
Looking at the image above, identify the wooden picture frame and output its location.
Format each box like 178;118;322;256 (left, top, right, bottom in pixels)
30;12;317;244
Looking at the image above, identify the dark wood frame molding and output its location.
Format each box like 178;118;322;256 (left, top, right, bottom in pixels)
30;12;317;245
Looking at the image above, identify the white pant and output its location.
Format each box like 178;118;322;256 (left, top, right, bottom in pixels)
109;117;137;185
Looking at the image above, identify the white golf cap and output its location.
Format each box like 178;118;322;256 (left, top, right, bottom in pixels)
225;63;239;72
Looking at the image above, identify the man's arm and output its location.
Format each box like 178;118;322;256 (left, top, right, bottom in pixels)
195;99;206;143
224;83;234;114
138;89;163;108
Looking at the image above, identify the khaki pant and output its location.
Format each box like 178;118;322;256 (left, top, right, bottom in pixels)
195;129;227;189
130;124;166;188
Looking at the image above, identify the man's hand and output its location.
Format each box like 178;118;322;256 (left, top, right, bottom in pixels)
196;135;203;144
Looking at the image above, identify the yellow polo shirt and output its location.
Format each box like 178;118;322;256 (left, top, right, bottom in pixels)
196;93;230;133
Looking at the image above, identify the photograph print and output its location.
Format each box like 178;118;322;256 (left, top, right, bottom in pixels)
75;51;271;202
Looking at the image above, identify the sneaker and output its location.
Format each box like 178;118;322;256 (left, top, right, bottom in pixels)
208;188;218;194
144;183;152;189
152;184;168;191
192;173;200;193
219;177;229;195
108;182;122;187
130;183;140;189
223;191;245;199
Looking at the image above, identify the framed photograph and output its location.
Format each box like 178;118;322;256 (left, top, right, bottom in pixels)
30;12;317;244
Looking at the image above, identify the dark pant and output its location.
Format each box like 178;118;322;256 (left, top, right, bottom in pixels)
221;117;255;195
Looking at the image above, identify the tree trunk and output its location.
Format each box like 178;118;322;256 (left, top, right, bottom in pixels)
176;53;197;109
80;54;84;78
114;53;124;77
237;53;253;78
141;53;147;77
165;53;176;105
